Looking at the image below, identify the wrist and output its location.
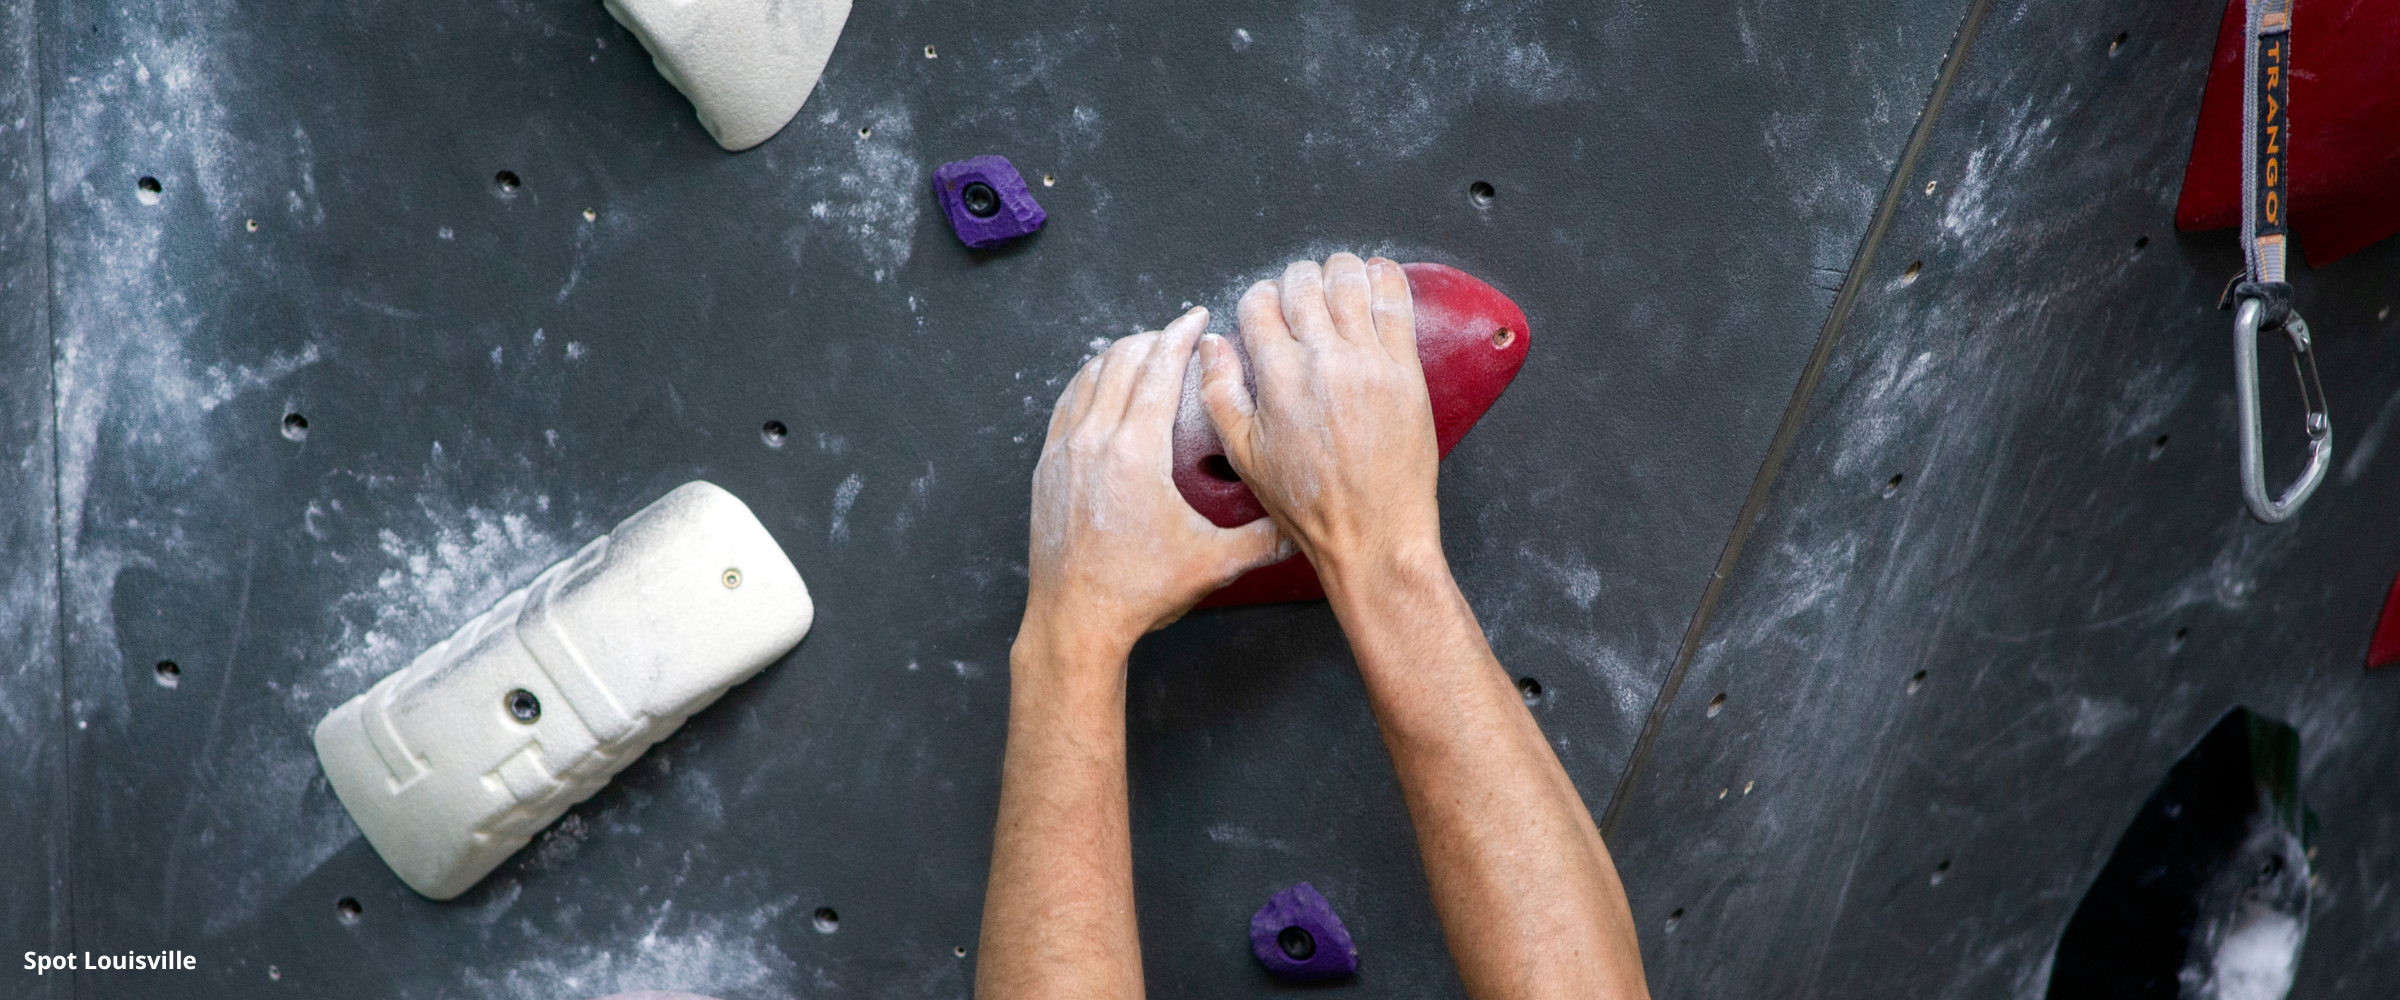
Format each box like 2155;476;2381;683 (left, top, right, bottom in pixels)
1316;537;1455;615
1012;605;1135;693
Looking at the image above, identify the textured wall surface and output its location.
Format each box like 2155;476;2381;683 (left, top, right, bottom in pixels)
4;0;2395;997
1;0;66;995
1605;0;2400;996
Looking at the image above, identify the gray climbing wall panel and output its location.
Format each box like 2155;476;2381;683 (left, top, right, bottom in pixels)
2;0;66;994
1604;0;2400;995
6;0;2397;998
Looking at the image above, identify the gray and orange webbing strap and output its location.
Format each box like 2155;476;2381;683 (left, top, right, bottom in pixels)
2225;0;2330;524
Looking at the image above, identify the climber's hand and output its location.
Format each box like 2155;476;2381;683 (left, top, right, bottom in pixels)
1198;254;1443;597
1021;307;1290;664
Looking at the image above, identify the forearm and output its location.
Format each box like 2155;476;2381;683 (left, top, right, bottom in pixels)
1321;549;1648;1000
975;627;1144;1000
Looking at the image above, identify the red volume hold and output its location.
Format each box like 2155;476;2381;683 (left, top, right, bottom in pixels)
2368;570;2400;670
1172;262;1531;608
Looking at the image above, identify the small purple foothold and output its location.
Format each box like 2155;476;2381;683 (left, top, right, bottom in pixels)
1250;882;1358;981
932;155;1045;248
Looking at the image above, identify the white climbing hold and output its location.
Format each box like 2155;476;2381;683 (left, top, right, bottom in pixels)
603;0;852;151
313;481;814;900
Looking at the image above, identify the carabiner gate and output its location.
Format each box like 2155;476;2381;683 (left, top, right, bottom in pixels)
2232;297;2331;523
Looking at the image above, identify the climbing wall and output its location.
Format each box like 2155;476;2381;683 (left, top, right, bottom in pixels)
3;0;66;996
1603;0;2400;995
2;0;2394;997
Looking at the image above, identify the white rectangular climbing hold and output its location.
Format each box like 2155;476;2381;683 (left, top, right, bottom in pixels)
314;480;813;900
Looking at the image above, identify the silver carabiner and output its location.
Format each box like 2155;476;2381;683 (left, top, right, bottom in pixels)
2233;297;2331;523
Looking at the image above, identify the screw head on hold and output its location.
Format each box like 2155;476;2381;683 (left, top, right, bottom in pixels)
506;688;541;723
960;181;1000;218
723;568;743;589
1277;926;1317;961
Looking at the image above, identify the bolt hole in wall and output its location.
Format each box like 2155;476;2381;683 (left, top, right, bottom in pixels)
1931;859;1952;886
1663;907;1684;932
506;688;541;723
135;175;161;205
1468;180;1496;207
2109;31;2129;55
953;946;968;958
2150;433;2170;459
281;412;308;442
494;170;521;196
1882;473;1905;497
335;898;362;925
154;659;179;688
2134;234;2150;251
761;420;789;448
2170;627;2190;653
1705;692;1725;718
1515;676;1543;705
812;907;839;933
1899;260;1922;286
923;44;937;58
1907;669;1927;694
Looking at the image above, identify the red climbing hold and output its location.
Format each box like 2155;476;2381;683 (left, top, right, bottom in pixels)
1173;262;1531;608
2174;0;2400;266
2368;570;2400;670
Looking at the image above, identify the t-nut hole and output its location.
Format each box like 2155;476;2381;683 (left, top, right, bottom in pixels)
281;412;309;442
1882;473;1905;498
858;125;872;138
1907;669;1927;694
923;44;938;58
506;688;541;723
2133;235;2150;251
2150;433;2170;459
336;897;362;924
722;568;743;589
1492;326;1516;349
813;907;839;933
953;945;968;958
136;175;162;205
1469;180;1496;206
2109;31;2129;55
1705;692;1726;718
154;659;180;688
1041;174;1056;187
1199;454;1241;483
1900;261;1922;285
761;420;788;448
961;181;1000;219
494;170;521;195
1516;676;1543;704
1665;907;1685;931
1277;925;1317;961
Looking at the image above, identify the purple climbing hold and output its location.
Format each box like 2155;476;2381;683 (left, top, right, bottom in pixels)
1250;882;1358;981
932;155;1045;248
